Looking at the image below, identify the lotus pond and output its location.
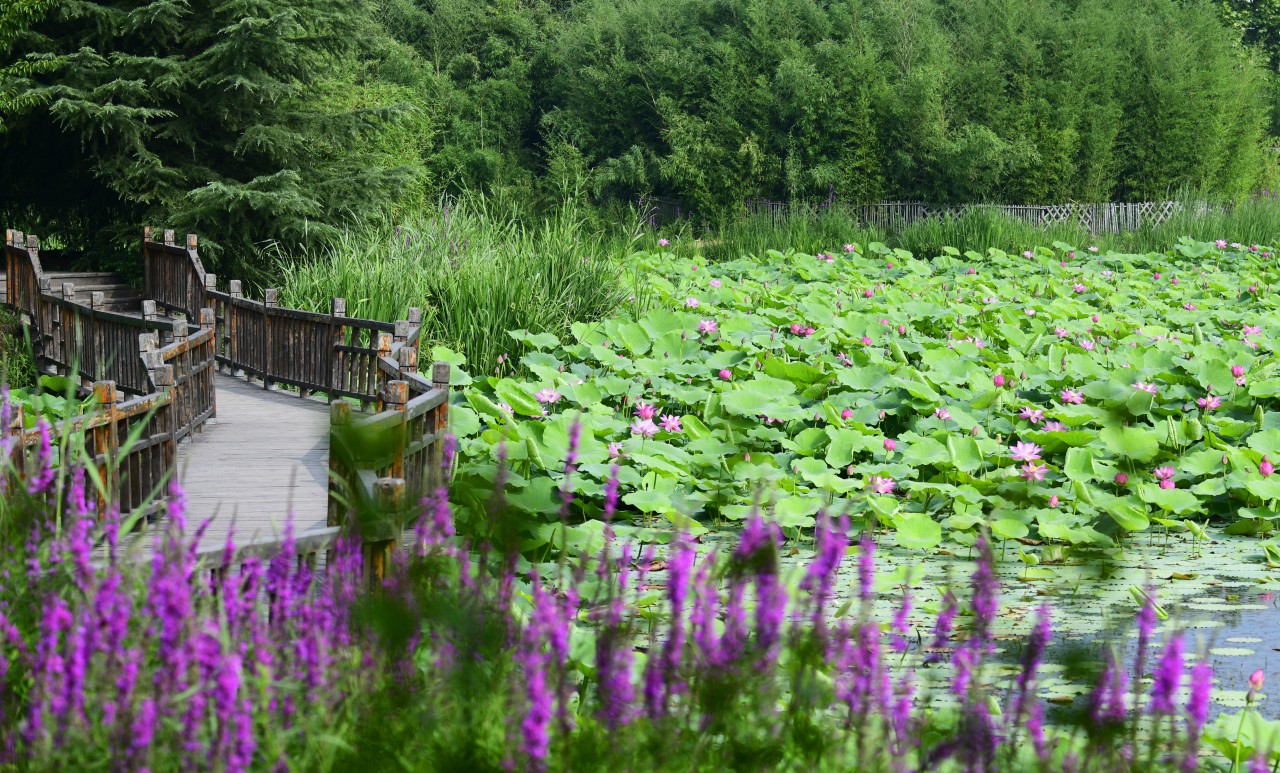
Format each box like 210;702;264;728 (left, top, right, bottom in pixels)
442;238;1280;754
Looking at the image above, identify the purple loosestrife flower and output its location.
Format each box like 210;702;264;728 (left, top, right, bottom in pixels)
1183;658;1213;771
1011;606;1052;730
924;590;958;665
889;585;913;653
594;548;635;730
28;418;53;494
645;532;695;718
1149;632;1185;715
1089;649;1130;728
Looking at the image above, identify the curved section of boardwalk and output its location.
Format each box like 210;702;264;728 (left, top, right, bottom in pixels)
177;373;330;551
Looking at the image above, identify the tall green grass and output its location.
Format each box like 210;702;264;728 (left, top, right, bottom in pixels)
276;199;644;375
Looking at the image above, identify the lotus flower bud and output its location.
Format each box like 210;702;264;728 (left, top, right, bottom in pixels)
1114;472;1129;486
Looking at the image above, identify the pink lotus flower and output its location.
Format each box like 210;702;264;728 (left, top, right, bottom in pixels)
1232;364;1245;378
1010;441;1042;462
1114;472;1129;486
1091;314;1099;323
659;414;683;433
1019;406;1045;425
1261;457;1275;477
1021;462;1047;481
697;319;717;335
1023;250;1034;258
1079;339;1096;351
973;338;985;349
1243;324;1262;336
897;325;907;335
933;407;952;421
1055;327;1069;338
1133;382;1158;394
840;408;854;420
883;438;897;452
634;401;656;420
1043;421;1068;432
1250;669;1265;691
1060;389;1084;404
498;402;514;417
994;374;1006;388
1073;283;1086;293
966;268;977;274
1153;272;1161;280
1024;308;1036;316
1171;277;1180;285
1068;251;1076;258
631;418;659;438
658;238;670;247
860;336;872;345
867;475;896;495
718;368;732;381
685;297;699;308
608;441;623;458
1088;246;1098;253
1196;394;1222;412
844;243;856;252
535;389;561;404
1216;239;1228;249
804;327;815;337
1182;303;1196;311
1154;466;1175;481
1048;495;1060;508
863;288;873;298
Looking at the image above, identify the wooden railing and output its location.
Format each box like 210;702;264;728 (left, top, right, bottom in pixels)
5;227;452;577
143;229;412;405
142;228;451;577
4;229;219;518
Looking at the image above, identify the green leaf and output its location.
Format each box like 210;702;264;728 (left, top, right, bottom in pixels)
494;379;543;417
991;518;1029;541
1099;425;1160;461
895;514;942;550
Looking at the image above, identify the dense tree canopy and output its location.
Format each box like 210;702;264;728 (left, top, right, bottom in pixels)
0;0;1277;259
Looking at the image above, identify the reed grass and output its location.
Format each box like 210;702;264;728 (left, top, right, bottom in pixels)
276;199;644;375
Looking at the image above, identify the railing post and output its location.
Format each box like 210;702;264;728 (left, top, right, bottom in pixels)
328;401;352;528
90;380;119;518
142;300;158;323
199;308;216;421
329;297;346;401
150;363;176;509
61;282;74;303
373;331;392;411
164;229;175;247
262;289;277;390
369;476;405;588
393;318;411;346
430;361;451;487
383;379;408;480
228;280;243;376
396;345;417;378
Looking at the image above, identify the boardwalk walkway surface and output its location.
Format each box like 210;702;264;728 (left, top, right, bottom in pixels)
176;373;331;552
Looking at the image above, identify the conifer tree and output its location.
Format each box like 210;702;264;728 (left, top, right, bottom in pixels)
0;0;415;268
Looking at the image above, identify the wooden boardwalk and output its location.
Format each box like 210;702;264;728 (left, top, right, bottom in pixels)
175;373;331;551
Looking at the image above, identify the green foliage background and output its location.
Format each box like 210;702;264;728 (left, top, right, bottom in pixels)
2;0;1279;266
